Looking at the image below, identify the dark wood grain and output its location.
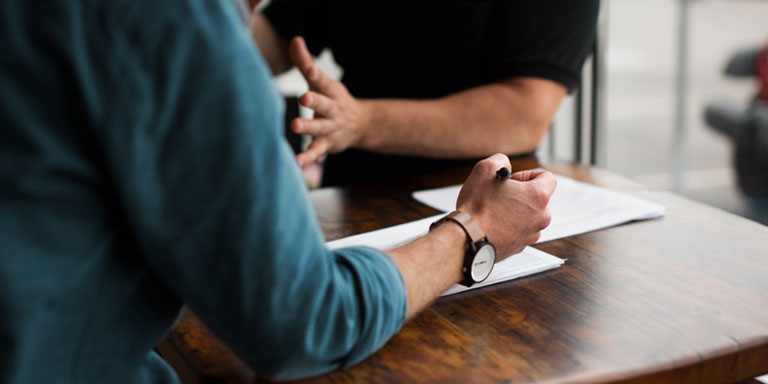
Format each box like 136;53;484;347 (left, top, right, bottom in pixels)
158;160;768;383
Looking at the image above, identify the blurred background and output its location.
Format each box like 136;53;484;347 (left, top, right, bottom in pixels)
544;0;768;226
596;0;768;225
273;0;768;227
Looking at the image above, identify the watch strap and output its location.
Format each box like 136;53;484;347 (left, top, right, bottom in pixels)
438;211;487;244
429;210;494;287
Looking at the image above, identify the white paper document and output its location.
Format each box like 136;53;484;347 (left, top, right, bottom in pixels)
325;174;663;296
441;247;564;296
412;175;666;243
326;216;565;296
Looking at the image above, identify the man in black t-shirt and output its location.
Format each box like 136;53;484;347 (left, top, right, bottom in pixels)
251;0;599;186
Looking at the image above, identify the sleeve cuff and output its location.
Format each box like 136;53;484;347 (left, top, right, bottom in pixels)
490;62;581;93
332;246;407;369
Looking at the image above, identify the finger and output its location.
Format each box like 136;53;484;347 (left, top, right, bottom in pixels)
526;171;557;196
291;117;333;136
511;169;536;182
300;91;336;117
297;139;331;167
486;153;512;170
527;231;541;246
289;36;315;76
472;153;512;178
512;168;555;185
300;161;323;189
289;37;340;97
523;172;557;207
540;207;553;230
306;64;341;97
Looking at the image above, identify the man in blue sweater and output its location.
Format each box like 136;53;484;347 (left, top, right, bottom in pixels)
0;0;555;382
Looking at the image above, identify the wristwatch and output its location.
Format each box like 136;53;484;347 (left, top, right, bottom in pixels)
429;210;496;287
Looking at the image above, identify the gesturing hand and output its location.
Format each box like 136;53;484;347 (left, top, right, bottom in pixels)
289;36;368;166
457;154;556;259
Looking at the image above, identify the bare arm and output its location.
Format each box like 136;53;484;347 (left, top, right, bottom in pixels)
251;7;566;163
251;9;567;164
285;37;567;165
387;221;465;318
357;78;566;158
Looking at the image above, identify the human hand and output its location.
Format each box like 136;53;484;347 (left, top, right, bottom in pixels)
289;36;368;166
456;154;556;259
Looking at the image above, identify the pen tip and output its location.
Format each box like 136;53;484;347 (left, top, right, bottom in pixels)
496;167;511;179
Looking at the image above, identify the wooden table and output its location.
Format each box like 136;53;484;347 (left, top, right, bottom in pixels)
157;159;768;383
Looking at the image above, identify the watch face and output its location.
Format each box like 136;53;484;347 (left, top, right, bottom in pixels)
470;243;495;282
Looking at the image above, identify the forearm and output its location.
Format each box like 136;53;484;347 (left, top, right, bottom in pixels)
387;221;466;319
358;78;565;158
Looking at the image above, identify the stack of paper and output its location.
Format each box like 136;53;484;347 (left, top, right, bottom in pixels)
326;219;564;296
412;175;666;243
326;175;665;296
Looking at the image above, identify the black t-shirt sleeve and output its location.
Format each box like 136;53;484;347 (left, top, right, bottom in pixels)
485;0;600;92
262;0;327;56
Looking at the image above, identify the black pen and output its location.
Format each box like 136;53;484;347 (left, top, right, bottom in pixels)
496;167;511;180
